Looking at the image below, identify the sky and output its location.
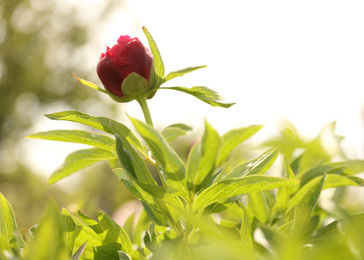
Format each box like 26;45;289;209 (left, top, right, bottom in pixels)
26;0;364;177
103;0;364;155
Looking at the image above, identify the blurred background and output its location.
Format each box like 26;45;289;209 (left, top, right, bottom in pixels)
1;0;363;234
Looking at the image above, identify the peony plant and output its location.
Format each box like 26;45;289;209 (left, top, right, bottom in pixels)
1;27;364;260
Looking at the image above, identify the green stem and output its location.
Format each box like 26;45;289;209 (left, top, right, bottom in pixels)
136;95;153;126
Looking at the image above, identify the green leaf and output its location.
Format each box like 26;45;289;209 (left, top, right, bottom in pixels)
61;208;76;257
74;224;102;259
224;148;279;179
186;120;220;194
193;176;297;211
48;148;117;184
142;27;165;88
113;169;182;223
216;125;263;166
161;123;192;141
23;201;68;260
247;191;269;223
93;243;122;260
114;133;156;185
274;158;297;212
161;86;235;108
27;129;116;152
323;174;364;189
286;176;325;215
72;240;88;260
98;212;133;254
0;193;25;255
78;211;105;239
129;116;188;198
118;251;132;260
164;65;207;82
44;110;146;157
300;160;364;186
238;202;255;248
113;168;158;205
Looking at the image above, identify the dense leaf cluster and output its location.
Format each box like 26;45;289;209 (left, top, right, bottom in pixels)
2;111;364;259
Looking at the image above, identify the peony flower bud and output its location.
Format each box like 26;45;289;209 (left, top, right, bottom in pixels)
97;35;154;97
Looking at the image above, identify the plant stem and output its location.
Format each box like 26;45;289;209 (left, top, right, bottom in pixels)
136;95;153;126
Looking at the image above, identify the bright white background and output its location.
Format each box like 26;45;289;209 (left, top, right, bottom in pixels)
104;0;364;155
26;0;364;176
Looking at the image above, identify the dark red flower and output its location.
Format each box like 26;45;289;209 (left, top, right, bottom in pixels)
97;35;153;97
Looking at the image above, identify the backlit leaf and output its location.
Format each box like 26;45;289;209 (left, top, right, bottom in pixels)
217;125;263;166
48;148;117;184
164;65;207;82
45;110;146;157
194;176;297;211
0;193;25;255
161;86;235;108
27;129;116;152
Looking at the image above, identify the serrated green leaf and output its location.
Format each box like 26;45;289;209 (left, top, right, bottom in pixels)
44;110;146;157
161;86;235;108
142;27;165;88
98;213;133;254
0;193;25;255
93;243;122;260
161;123;192;141
129;116;188;198
164;65;207;82
61;208;76;257
186;120;220;194
224;148;279;179
217;125;263;166
193;176;297;211
48;148;117;184
27;129;116;152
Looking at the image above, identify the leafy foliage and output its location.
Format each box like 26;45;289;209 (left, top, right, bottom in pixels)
2;26;364;260
4;109;364;259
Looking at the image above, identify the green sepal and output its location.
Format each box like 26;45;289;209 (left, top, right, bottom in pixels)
142;27;165;88
121;73;150;96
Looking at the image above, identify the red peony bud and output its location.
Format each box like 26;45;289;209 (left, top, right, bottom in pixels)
97;35;154;97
